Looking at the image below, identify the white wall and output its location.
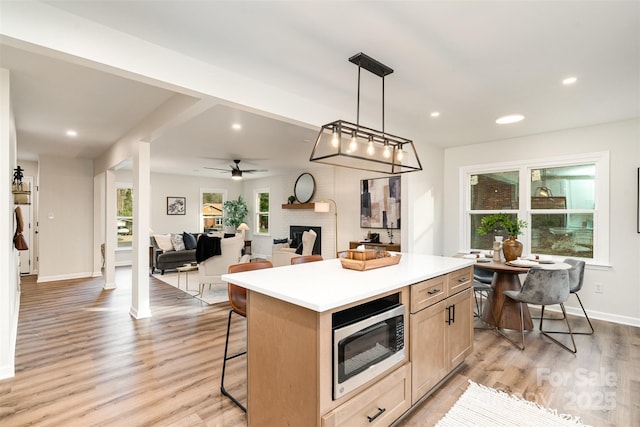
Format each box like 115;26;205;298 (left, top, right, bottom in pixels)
37;156;95;282
0;68;20;379
443;119;640;325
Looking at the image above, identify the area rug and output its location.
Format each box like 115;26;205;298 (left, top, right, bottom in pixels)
436;380;589;427
152;272;228;305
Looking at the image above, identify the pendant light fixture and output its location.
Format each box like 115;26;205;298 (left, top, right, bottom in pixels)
310;52;422;174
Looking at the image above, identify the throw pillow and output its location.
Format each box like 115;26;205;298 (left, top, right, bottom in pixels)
171;234;185;251
182;232;197;250
224;233;236;238
273;237;289;244
153;234;174;252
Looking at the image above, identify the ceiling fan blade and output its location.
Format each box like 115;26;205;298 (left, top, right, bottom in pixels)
203;166;231;171
243;169;268;173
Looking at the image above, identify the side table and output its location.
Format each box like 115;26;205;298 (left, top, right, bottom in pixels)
175;264;199;299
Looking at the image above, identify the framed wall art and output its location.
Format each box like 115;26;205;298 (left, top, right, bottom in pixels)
360;176;401;229
167;196;186;215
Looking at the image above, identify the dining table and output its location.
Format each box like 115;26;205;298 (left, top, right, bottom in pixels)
473;258;571;331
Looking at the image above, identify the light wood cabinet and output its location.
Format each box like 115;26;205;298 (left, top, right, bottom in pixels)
410;299;448;402
245;264;472;426
410;267;473;404
322;363;411;427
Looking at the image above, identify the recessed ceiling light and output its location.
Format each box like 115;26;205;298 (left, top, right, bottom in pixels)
66;129;78;137
562;76;577;85
231;123;242;130
496;114;525;125
430;111;440;118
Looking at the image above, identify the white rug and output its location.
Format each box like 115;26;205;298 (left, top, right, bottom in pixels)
152;272;229;305
437;380;589;427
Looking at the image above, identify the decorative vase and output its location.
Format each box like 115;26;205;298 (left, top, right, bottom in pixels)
502;235;523;261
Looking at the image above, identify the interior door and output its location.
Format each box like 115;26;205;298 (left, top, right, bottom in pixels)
17;176;33;274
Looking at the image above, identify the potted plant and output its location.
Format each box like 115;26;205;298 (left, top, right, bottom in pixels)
223;195;248;231
288;195;296;204
476;213;528;261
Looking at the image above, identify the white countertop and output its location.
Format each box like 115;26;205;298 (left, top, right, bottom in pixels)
221;253;475;312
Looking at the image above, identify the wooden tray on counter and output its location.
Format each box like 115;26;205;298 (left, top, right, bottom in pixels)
340;254;402;271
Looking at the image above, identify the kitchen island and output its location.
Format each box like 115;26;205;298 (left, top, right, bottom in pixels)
221;253;475;427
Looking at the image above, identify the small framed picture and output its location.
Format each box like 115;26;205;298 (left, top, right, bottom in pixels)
167;196;186;215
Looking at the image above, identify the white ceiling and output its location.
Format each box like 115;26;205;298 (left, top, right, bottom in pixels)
1;1;638;179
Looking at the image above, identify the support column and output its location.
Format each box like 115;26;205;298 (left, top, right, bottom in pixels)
130;141;151;319
93;172;105;277
104;169;116;289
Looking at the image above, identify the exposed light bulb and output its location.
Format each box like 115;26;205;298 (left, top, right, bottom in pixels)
349;132;358;152
383;142;391;159
397;149;404;162
331;126;340;147
367;137;375;156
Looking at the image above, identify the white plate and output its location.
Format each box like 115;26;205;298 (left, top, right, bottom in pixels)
507;259;539;267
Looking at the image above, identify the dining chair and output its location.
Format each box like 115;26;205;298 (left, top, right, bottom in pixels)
540;258;594;335
497;268;577;353
290;254;323;264
473;266;494;319
221;260;273;412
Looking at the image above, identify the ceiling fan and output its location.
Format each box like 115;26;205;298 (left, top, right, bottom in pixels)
204;159;267;180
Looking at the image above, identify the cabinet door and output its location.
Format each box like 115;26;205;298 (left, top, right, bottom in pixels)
410;300;447;404
446;288;473;368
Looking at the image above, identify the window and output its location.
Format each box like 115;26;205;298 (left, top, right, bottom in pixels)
201;189;227;232
255;189;270;235
116;186;132;248
463;152;609;264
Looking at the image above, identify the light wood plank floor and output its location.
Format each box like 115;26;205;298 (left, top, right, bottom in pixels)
1;268;638;426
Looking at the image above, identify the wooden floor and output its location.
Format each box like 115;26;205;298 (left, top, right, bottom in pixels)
1;269;638;426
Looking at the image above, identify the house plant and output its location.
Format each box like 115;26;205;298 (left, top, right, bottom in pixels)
476;213;528;261
223;195;248;231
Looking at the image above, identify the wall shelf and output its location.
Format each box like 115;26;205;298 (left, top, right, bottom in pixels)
281;203;315;210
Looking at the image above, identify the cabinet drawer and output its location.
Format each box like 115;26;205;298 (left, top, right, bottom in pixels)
411;276;447;313
322;363;411;427
448;266;473;295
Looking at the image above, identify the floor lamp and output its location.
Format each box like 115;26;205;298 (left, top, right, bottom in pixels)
314;199;338;256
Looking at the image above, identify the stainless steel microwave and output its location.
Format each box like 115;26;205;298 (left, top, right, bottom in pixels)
332;299;406;399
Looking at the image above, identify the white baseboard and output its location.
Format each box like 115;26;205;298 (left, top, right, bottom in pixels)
0;291;21;380
533;305;640;328
37;271;93;283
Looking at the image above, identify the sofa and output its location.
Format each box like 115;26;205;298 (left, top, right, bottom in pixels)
151;232;202;274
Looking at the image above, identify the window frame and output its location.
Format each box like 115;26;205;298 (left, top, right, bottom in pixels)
460;151;610;266
116;183;133;250
255;188;270;236
200;188;227;233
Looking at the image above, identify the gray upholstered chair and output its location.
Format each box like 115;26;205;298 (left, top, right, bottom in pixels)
473;266;494;319
540;258;593;335
497;268;577;353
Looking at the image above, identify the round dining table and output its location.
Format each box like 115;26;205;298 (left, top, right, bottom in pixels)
473;259;571;330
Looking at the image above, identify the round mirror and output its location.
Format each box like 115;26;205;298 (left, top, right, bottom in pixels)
294;173;315;203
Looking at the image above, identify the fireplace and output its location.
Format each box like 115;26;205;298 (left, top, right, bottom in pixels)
290;226;322;255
